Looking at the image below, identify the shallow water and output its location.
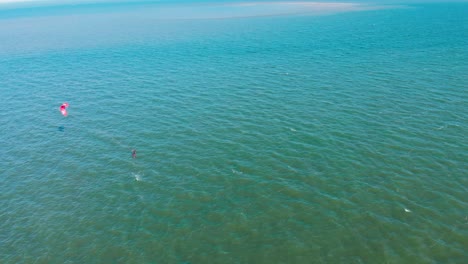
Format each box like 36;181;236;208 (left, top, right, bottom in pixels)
0;2;467;263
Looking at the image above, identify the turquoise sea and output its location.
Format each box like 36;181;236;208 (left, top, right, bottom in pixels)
0;1;467;263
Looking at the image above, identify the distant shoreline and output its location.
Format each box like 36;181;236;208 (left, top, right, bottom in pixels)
0;0;36;3
0;1;392;20
0;0;362;9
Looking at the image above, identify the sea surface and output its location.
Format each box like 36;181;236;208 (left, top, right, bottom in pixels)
0;1;467;263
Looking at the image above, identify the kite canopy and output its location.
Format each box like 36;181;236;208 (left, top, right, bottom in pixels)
60;102;69;116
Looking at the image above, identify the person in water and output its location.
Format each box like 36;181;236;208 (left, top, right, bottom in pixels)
132;149;136;159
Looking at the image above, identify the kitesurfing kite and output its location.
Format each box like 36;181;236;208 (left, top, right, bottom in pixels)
60;102;69;117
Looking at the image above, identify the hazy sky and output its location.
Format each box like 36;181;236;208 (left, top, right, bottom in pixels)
0;0;467;4
0;0;466;9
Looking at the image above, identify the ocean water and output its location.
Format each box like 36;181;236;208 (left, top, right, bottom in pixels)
0;1;467;263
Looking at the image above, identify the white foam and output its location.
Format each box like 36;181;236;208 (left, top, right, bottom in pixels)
232;169;243;175
132;172;142;182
